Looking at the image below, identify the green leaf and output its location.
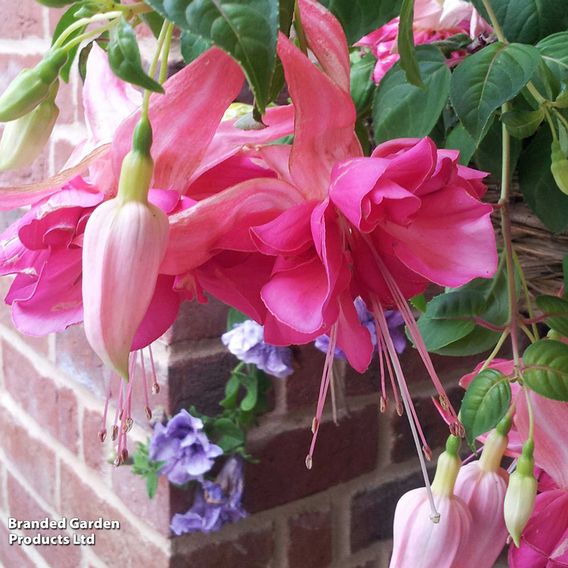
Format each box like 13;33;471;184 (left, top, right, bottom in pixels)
209;417;245;452
397;0;422;87
461;369;511;445
537;32;568;81
145;0;278;113
445;123;477;165
502;108;545;139
416;289;487;351
51;4;87;82
536;295;568;337
373;46;450;143
563;255;568;296
519;127;568;233
180;31;213;63
474;118;521;181
146;472;159;499
108;18;164;93
450;42;541;143
350;51;376;116
410;293;427;313
240;371;258;412
226;307;249;331
471;0;568;44
523;339;568;401
320;0;401;44
141;12;166;38
220;372;240;409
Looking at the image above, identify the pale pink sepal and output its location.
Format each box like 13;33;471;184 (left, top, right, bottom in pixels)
82;198;169;378
390;488;472;568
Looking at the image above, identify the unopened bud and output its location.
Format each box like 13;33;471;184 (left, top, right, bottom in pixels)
504;440;537;547
431;435;461;497
0;81;59;171
479;428;508;472
0;49;66;122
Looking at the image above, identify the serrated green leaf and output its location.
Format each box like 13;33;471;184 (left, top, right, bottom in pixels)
523;339;568;401
145;0;278;113
373;45;450;143
319;0;401;44
519;127;568;233
502;108;545;139
536;295;568;337
471;0;568;45
461;369;511;445
450;42;541;143
180;30;213;63
397;0;422;87
108;18;164;93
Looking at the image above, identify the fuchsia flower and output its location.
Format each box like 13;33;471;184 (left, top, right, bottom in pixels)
161;0;498;467
357;0;491;83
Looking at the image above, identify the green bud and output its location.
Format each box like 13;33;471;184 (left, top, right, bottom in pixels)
431;437;462;498
551;141;568;195
479;428;508;472
0;81;59;172
0;48;67;122
504;440;537;547
34;0;74;6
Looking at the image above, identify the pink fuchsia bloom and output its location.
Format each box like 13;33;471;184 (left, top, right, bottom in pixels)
390;437;472;567
357;0;491;83
454;428;509;567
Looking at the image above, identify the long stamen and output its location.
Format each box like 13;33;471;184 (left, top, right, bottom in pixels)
148;345;160;394
140;349;152;420
111;377;123;442
99;372;114;442
306;324;338;470
373;300;439;519
377;333;388;412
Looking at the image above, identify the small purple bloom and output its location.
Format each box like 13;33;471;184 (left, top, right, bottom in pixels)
221;320;294;379
315;297;406;359
149;409;223;486
170;457;247;535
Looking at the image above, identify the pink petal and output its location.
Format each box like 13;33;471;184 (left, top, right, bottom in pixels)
112;48;244;192
162;178;304;275
297;0;350;92
277;33;359;200
385;186;497;287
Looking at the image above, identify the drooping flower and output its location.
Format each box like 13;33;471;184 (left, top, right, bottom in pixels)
357;0;492;83
390;436;472;567
454;427;509;567
149;409;223;485
221;319;294;379
170;457;247;535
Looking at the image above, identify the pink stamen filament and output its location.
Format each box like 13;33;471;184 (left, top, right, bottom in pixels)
148;345;160;394
140;349;152;420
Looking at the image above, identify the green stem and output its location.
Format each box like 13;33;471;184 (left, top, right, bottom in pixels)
513;250;539;341
523;386;535;440
158;23;175;85
552;107;568;135
62;21;118;52
544;106;560;143
481;0;506;43
294;0;309;55
141;20;170;119
53;11;122;49
477;329;510;374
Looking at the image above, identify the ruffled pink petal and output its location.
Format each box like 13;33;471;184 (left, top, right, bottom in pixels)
297;0;350;92
131;275;181;350
384;186;497;287
277;33;359;200
162;178;304;275
112;48;244;191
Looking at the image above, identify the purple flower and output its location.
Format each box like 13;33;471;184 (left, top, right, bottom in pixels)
149;409;223;485
221;320;294;379
170;457;247;535
315;297;406;359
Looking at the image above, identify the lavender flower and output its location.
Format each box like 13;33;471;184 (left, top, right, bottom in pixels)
221;320;294;379
149;409;223;485
315;297;406;358
171;457;247;535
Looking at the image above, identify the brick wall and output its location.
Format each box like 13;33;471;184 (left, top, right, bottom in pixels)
0;3;479;567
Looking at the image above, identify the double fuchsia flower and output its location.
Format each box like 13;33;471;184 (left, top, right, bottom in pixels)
390;436;472;567
454;425;510;567
509;395;568;566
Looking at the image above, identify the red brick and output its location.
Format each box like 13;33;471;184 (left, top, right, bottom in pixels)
0;0;44;39
171;528;274;568
3;343;79;453
244;405;379;512
7;473;82;568
350;471;425;552
165;296;229;343
288;509;332;568
285;344;326;409
0;521;36;568
59;462;170;567
0;409;57;506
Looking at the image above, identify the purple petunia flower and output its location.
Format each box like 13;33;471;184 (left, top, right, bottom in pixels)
315;297;406;359
149;409;223;486
221;320;294;379
170;457;247;535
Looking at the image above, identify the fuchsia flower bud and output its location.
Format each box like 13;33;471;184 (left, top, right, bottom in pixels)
82;117;169;378
390;436;472;568
454;423;510;567
505;440;538;547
